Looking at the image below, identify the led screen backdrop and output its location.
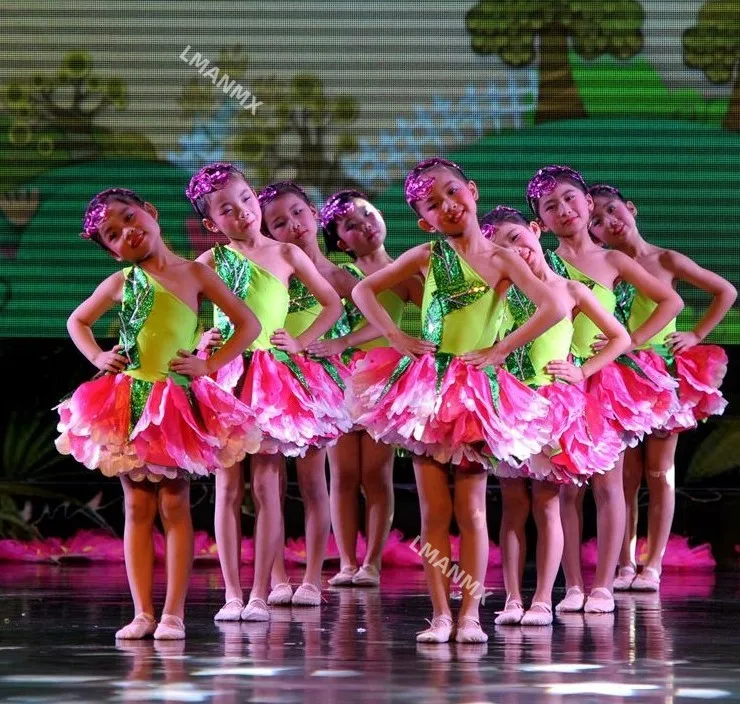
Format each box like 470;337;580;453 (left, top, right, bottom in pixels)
0;0;738;339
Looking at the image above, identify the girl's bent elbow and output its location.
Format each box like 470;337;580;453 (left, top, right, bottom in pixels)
351;283;366;305
672;294;684;315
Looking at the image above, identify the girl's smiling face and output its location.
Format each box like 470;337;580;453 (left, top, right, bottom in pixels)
536;180;593;238
202;175;261;239
589;195;638;247
97;199;160;262
335;198;387;256
262;192;318;246
415;166;479;237
490;220;543;269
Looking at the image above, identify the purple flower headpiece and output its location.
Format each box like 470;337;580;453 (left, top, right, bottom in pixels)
526;165;587;214
320;194;356;229
404;157;465;204
81;188;141;240
186;162;241;204
257;185;279;207
257;181;313;209
480;206;528;240
480;223;496;240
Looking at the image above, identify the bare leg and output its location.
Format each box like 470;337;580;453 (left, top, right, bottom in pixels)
498;478;530;605
359;433;395;570
643;433;679;574
530;481;563;606
590;453;626;591
214;463;245;603
158;478;193;620
328;433;361;571
413;456;454;619
452;470;488;621
620;445;644;569
559;484;586;592
250;453;284;602
296;446;330;587
270;461;290;588
120;476;158;617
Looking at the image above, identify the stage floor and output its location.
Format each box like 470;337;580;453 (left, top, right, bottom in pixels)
0;564;738;702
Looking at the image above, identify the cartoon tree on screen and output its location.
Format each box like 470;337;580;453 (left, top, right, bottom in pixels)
2;50;128;161
466;0;644;123
683;0;740;132
234;72;359;197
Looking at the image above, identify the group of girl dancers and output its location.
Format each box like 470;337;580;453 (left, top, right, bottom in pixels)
55;158;735;644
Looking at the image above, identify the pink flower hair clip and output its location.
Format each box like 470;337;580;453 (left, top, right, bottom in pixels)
185;162;237;202
320;196;355;228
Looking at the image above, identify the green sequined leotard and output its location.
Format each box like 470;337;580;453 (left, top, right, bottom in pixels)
615;281;676;349
120;266;200;384
545;250;615;362
498;284;574;388
212;244;289;350
340;262;406;350
420;239;503;353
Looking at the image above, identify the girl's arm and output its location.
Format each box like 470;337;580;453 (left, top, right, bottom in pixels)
272;245;343;352
464;250;567;369
170;263;261;377
307;319;387;357
400;273;425;308
67;271;129;372
321;261;363;300
195;249;216;268
352;244;436;359
547;283;631;382
310;271;424;356
610;251;683;348
662;250;737;352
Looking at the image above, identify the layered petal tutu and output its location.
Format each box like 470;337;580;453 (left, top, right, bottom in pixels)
584;354;679;446
55;373;262;482
347;348;552;467
215;349;353;457
629;346;727;432
494;382;623;485
672;345;728;425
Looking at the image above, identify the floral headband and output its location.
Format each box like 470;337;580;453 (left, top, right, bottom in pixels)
480;223;496;240
81;188;140;239
480;206;528;240
526;165;586;214
404;157;465;204
320;193;361;228
185;162;241;203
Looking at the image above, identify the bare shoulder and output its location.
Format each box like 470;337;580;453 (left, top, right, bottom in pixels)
393;241;432;267
604;248;633;269
409;241;433;256
281;241;305;262
658;247;687;269
189;260;220;287
98;269;127;301
195;248;215;266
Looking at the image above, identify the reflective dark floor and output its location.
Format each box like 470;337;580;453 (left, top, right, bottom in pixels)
0;564;739;702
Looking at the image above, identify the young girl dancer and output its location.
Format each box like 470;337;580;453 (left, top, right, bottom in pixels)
317;189;423;588
526;165;684;614
589;183;736;591
257;181;378;605
481;206;629;626
186;163;346;621
56;188;262;640
350;158;566;643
